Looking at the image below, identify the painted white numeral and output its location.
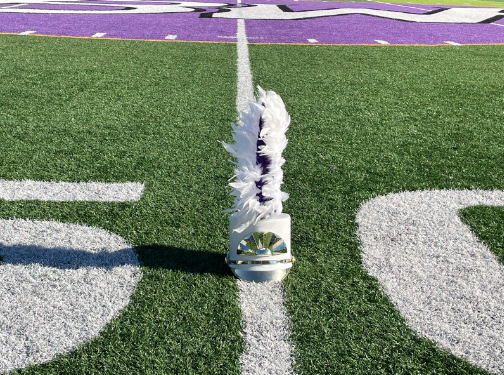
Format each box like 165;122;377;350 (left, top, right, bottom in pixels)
0;181;143;373
357;190;504;374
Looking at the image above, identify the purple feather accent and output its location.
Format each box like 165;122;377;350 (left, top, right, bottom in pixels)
255;105;272;204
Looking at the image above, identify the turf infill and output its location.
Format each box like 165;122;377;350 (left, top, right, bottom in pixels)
250;43;504;374
0;35;243;375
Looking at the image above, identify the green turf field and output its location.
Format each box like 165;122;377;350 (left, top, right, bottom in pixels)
462;207;504;264
0;35;244;375
249;44;504;375
2;35;504;374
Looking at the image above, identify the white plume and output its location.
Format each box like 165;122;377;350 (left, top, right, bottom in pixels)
223;86;290;233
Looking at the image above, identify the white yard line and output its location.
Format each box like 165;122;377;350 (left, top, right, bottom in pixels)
233;6;296;374
237;280;295;375
0;180;144;201
235;17;254;112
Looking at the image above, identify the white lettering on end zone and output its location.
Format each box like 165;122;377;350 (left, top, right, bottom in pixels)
212;5;504;23
0;0;502;25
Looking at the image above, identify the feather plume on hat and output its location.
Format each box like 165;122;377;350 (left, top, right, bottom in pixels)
223;87;290;233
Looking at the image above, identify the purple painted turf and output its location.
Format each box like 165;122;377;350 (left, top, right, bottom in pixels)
0;0;503;45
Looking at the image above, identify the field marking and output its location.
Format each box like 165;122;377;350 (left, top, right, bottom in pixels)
237;280;295;375
1;0;503;46
91;32;106;37
307;38;318;43
164;34;177;39
213;5;504;23
3;31;504;46
235;18;253;113
0;3;23;8
0;179;144;372
0;219;141;373
19;30;36;35
492;22;504;27
357;190;504;374
0;1;228;14
445;40;462;45
375;39;390;44
234;4;295;374
0;180;144;201
218;35;263;39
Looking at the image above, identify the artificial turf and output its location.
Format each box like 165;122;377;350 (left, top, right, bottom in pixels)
249;44;504;374
2;34;504;375
461;206;504;265
0;35;243;375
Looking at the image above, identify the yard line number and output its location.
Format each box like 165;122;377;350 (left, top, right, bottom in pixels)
2;181;504;373
357;189;504;374
0;180;143;374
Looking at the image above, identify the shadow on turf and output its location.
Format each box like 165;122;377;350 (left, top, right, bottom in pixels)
136;244;232;276
0;244;232;276
0;245;138;269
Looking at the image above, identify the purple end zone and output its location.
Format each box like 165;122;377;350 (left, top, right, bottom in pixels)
245;2;504;45
0;0;503;45
245;1;504;45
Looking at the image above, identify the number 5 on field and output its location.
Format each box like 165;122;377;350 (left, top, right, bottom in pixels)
0;180;143;374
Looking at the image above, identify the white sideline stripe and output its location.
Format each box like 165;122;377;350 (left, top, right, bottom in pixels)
237;281;295;375
234;5;295;375
307;38;318;43
375;39;389;44
445;40;462;46
19;30;36;35
492;22;504;27
0;180;144;202
91;32;106;38
165;34;177;39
